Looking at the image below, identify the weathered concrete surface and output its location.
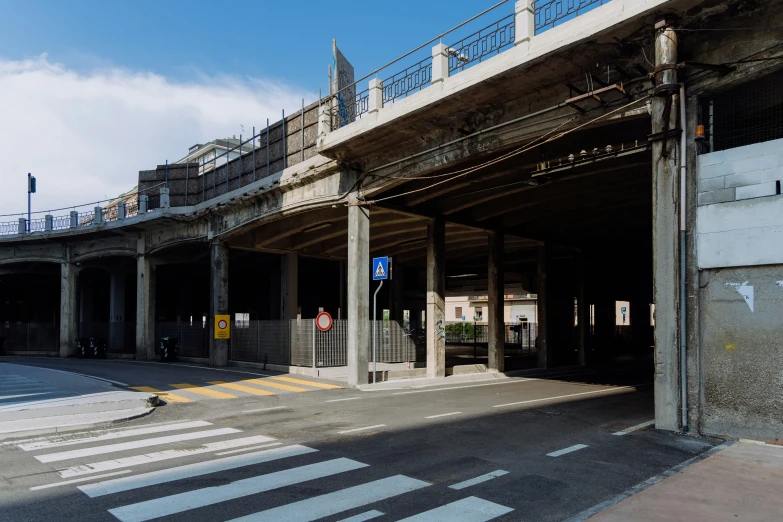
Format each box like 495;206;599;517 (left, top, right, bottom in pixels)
59;256;78;357
347;191;369;386
135;236;155;360
209;241;230;367
699;266;783;440
487;231;504;372
591;442;783;522
426;217;446;378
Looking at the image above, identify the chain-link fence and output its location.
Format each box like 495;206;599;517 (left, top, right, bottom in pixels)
156;321;209;358
0;323;58;353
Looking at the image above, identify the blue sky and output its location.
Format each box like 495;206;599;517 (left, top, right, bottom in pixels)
0;0;515;214
0;0;506;94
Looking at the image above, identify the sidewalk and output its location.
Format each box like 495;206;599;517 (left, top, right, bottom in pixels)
0;362;157;438
586;441;783;521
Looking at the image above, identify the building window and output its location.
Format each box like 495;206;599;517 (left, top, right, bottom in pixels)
455;307;462;319
475;307;483;321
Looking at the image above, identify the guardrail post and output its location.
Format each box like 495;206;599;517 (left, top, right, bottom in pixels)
70;211;78;228
45;215;53;232
160;187;170;209
368;78;383;114
118;201;127;220
18;218;26;235
515;0;535;50
94;206;103;225
431;43;450;84
139;195;149;214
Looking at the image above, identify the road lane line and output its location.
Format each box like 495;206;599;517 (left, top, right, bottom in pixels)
79;444;318;498
242;406;288;413
227;475;430;522
215;442;282;456
326;397;362;402
129;386;191;403
20;421;213;451
271;376;342;389
244;378;309;393
108;458;368;522
58;435;276;477
397;496;514;521
170;383;238;399
426;412;462;419
493;385;639;408
449;470;509;490
35;428;241;463
547;444;589;457
30;470;132;491
612;420;655;436
207;381;276;396
393;379;534;395
337;425;386;434
338;510;385;522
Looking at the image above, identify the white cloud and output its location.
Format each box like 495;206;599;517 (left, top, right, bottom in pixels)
0;54;314;216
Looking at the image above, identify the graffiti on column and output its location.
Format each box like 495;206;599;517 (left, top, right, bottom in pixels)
436;308;446;341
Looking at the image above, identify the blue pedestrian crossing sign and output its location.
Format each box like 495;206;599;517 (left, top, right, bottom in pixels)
372;257;389;280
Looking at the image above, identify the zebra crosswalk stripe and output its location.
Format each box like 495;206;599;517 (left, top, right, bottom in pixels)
207;381;276;396
108;458;368;522
79;444;318;498
129;386;191;403
243;378;309;393
270;376;342;389
226;475;430;522
396;496;514;521
169;383;238;399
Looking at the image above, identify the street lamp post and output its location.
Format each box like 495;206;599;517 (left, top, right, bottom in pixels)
27;173;36;233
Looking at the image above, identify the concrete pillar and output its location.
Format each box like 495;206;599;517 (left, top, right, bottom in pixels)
281;252;299;320
652;22;680;432
59;260;78;357
118;201;127;220
426;217;446;378
139;195;149;214
537;244;549;368
209;241;230;367
70;211;78;228
94;206;103;225
487;232;505;372
431;44;449;84
45;215;53;232
368;78;383;114
18;218;26;235
136;236;155;360
110;271;126;352
160;187;170;209
514;0;535;50
347;194;370;386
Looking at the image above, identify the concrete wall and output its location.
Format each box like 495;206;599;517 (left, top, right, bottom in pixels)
699;265;783;440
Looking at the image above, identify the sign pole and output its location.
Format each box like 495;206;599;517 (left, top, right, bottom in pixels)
373;280;383;384
27;173;31;233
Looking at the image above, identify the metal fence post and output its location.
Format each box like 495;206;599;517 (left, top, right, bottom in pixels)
301;99;305;164
185;161;189;206
239;134;243;188
312;319;316;372
266;119;270;176
252;126;256;182
282;109;287;169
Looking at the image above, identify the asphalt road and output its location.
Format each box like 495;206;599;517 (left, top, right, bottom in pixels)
0;358;719;521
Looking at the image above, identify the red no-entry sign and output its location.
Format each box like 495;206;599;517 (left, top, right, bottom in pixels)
316;312;333;332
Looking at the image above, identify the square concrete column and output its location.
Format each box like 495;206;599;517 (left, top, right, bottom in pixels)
537;244;550;368
487;231;505;372
209;241;230;367
368;78;383;114
576;254;587;366
431;43;449;84
110;271;126;353
136;237;156;360
347;194;370;386
281;252;299;320
59;261;78;357
514;0;535;50
426;217;446;378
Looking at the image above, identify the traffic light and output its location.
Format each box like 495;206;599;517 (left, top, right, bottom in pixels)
28;175;36;194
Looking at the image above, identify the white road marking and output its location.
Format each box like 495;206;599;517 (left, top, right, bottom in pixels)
397;496;514;521
547;444;589;457
326;397;362;402
337;510;385;522
493;385;639;408
35;428;241;463
215;442;282;456
0;419;196;446
227;475;430;522
449;470;509;490
58;435;276;477
121;359;271;377
108;458;368;522
242;406;288;413
0;392;48;400
426;412;462;419
79;444;318;497
337;425;386;434
30;470;132;491
21;420;213;451
612;420;655;436
393;380;533;396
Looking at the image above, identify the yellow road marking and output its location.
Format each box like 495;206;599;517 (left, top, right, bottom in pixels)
130;386;192;404
208;381;276;396
271;376;342;389
244;379;309;393
170;383;238;399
